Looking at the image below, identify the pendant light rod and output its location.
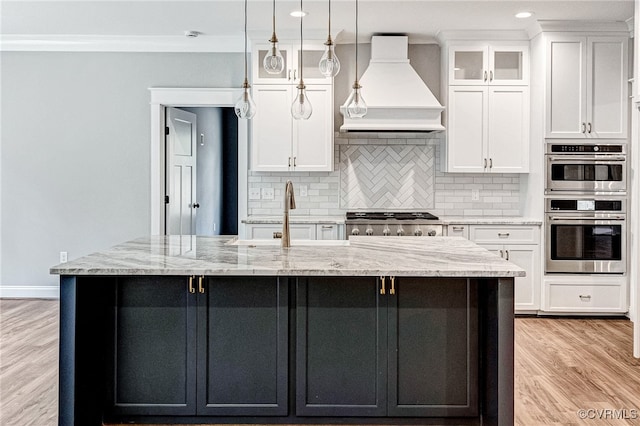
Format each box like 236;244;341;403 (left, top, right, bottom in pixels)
270;0;277;41
354;0;359;82
243;0;248;80
299;0;303;83
235;0;256;119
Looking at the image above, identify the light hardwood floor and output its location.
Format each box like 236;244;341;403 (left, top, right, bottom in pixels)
1;299;640;426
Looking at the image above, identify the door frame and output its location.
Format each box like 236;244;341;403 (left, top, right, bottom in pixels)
149;88;248;238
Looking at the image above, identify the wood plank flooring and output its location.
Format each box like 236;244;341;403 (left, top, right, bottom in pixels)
1;299;640;425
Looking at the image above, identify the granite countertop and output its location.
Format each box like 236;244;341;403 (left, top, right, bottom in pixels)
440;217;543;226
242;216;346;224
50;235;525;278
242;215;542;226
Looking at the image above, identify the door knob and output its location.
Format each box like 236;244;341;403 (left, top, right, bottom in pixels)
192;203;200;208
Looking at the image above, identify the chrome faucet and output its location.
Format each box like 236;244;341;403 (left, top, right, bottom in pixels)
282;180;296;248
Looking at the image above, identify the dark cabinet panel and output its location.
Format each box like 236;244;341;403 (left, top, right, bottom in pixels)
296;276;387;417
109;276;196;416
197;276;288;416
387;278;478;417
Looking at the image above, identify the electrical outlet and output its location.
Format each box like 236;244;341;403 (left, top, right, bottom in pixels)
249;187;261;200
262;187;274;200
471;189;480;201
300;185;308;197
60;251;68;263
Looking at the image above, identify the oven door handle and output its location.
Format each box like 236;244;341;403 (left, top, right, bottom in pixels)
547;155;626;162
548;215;625;221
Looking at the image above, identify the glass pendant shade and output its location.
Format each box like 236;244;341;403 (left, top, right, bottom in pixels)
235;85;256;119
319;42;340;77
264;40;285;74
345;84;367;118
291;84;312;120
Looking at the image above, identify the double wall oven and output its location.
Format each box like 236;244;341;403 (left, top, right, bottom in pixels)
544;142;627;275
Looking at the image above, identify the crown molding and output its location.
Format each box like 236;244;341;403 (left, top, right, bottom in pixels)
436;29;530;44
0;34;245;52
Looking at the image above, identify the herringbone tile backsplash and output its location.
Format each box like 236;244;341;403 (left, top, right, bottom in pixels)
247;132;520;217
340;144;434;209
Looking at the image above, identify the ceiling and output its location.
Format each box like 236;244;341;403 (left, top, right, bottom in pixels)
1;0;634;48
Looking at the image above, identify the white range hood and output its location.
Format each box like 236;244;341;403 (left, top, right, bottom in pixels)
340;35;445;132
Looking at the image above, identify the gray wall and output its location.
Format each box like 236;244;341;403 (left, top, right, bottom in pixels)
0;52;242;295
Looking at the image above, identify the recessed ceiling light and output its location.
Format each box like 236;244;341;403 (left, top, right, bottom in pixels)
290;10;307;17
515;11;533;19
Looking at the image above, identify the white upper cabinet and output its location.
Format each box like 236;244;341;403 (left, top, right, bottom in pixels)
252;42;331;85
250;40;334;172
251;84;334;172
444;40;530;173
447;85;529;173
448;44;529;86
545;35;628;139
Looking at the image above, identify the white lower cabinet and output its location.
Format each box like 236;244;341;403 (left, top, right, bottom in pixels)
245;223;344;240
468;225;541;313
543;275;627;314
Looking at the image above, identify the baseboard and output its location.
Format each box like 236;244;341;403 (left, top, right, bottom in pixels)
0;285;60;299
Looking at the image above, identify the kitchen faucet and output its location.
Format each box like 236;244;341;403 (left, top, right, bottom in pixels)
282;180;296;248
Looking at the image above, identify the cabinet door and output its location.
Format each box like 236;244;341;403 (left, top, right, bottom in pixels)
447;86;488;172
489;45;528;85
109;276;196;416
587;37;628;139
251;85;292;171
296;276;387;416
293;85;334;171
316;224;339;240
197;276;288;416
448;46;488;85
387;278;478;417
546;36;587;138
487;86;529;173
504;245;540;312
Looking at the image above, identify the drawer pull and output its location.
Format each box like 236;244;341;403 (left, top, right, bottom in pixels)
189;276;195;294
579;294;592;301
499;249;504;258
505;250;509;261
390;276;396;295
321;225;334;229
198;276;205;293
452;226;465;231
497;232;510;238
380;276;386;295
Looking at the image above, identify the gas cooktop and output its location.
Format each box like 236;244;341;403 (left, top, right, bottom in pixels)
345;211;439;221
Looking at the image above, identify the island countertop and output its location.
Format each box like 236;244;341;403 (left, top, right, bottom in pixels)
50;235;525;278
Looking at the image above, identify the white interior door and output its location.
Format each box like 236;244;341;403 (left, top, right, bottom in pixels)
166;107;197;248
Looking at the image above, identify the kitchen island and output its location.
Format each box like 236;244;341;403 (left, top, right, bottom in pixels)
51;235;523;426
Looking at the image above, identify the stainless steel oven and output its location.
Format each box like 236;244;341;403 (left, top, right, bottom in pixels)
545;198;626;274
545;142;627;193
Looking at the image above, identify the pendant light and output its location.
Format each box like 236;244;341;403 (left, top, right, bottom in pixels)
318;0;340;77
345;0;367;118
263;0;285;74
291;0;312;120
235;0;256;120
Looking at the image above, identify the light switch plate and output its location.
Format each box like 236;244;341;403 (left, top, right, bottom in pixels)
262;187;275;200
249;188;261;200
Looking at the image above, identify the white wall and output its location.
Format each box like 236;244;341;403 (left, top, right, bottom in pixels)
0;52;242;297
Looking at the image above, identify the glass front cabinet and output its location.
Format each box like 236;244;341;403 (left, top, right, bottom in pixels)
448;44;529;86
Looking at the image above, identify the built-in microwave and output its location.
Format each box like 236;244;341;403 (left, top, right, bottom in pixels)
545;143;627;194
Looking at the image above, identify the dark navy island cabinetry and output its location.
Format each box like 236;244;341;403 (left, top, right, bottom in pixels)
297;276;478;418
53;236;520;426
107;276;288;418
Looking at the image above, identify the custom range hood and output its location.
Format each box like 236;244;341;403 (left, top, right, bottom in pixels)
340;35;445;132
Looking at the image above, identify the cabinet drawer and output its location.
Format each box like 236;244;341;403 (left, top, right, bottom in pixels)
545;283;625;313
247;224;316;240
469;226;538;244
447;225;470;239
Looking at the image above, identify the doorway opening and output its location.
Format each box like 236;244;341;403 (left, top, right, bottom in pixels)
149;88;248;238
168;107;238;236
